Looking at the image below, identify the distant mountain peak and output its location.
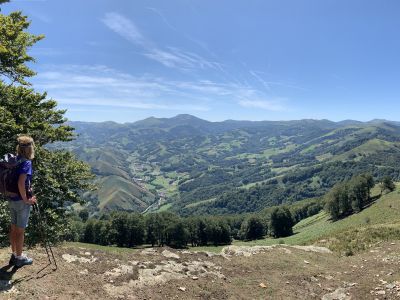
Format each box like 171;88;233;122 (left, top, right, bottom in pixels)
171;114;206;121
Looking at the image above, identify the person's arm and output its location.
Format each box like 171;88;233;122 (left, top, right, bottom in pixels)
18;173;29;203
18;174;36;204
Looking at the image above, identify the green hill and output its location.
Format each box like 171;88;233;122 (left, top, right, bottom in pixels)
85;175;156;213
63;116;400;215
234;184;400;255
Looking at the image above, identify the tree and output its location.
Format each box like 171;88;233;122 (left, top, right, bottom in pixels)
167;221;189;248
206;219;231;246
79;209;89;222
239;216;265;240
110;212;129;247
348;175;370;213
380;176;396;194
324;183;350;220
185;217;199;247
127;213;145;247
83;219;95;244
197;218;208;246
0;9;43;85
145;214;157;247
270;207;294;238
0;5;93;245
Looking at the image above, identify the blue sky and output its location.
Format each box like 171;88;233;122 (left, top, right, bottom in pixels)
2;0;400;122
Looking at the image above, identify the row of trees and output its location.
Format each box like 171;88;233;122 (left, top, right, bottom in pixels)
324;174;396;221
68;207;298;248
324;174;374;220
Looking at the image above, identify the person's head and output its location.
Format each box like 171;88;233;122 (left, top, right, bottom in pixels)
16;135;35;160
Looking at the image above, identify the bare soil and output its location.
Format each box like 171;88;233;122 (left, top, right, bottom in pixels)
0;241;400;299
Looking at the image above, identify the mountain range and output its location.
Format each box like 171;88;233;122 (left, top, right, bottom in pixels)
60;115;400;216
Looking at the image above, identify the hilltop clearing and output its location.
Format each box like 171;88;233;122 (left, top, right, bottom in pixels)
1;241;400;299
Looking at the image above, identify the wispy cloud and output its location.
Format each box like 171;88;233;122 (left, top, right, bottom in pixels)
33;64;288;113
238;99;286;111
101;12;221;73
102;12;147;47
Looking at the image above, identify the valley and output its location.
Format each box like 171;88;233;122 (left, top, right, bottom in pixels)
63;115;400;216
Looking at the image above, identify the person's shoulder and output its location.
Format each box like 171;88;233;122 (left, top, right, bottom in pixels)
18;159;32;172
20;159;32;166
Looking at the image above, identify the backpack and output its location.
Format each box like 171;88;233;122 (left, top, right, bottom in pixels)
0;153;26;195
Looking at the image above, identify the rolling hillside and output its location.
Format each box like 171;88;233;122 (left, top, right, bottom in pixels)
62;115;400;215
234;184;400;255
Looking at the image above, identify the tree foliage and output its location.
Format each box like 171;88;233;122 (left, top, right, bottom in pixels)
0;9;43;85
324;174;375;221
0;7;93;246
239;216;266;240
380;176;396;194
269;207;294;238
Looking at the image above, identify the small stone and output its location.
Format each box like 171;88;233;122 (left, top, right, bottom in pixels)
286;281;290;284
304;260;310;264
348;283;357;287
379;279;387;284
310;276;318;282
192;276;199;280
375;290;386;295
386;283;396;289
178;287;186;292
259;283;267;288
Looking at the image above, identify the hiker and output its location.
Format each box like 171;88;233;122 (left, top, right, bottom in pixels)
5;135;37;267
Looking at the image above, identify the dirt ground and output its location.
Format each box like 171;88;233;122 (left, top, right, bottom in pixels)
0;242;400;299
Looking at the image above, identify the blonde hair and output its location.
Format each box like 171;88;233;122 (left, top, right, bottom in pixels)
16;135;35;160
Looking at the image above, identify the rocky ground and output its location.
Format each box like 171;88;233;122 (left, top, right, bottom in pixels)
0;241;400;299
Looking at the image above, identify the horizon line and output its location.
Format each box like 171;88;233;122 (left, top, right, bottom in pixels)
65;114;399;125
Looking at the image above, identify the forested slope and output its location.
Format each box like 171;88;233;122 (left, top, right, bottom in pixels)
63;115;400;215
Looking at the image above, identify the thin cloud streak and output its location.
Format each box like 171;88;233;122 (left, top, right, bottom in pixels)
101;12;222;73
102;12;147;47
33;64;288;113
238;100;286;111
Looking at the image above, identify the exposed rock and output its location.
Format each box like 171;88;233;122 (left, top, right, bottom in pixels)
386;283;396;289
322;288;351;300
62;254;98;264
140;248;158;255
79;269;88;275
104;264;134;277
291;245;332;254
162;250;180;259
221;245;274;257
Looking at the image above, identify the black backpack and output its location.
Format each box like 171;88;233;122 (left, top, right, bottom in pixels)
0;153;26;195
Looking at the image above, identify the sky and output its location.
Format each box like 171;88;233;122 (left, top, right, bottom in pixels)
2;0;400;123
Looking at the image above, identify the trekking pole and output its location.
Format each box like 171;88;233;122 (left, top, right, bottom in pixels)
32;203;58;271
